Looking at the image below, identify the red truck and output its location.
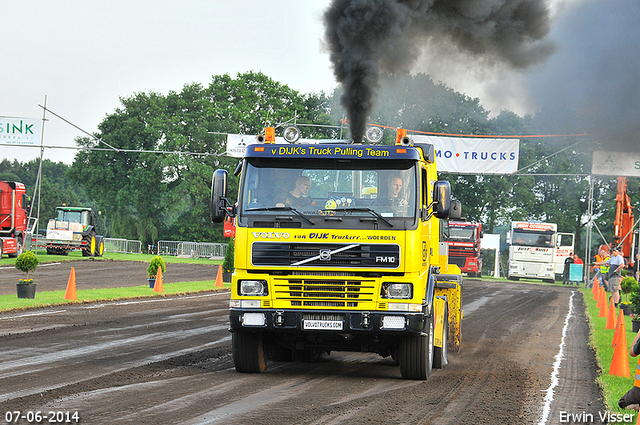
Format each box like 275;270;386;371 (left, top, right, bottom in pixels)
444;220;483;277
0;181;28;258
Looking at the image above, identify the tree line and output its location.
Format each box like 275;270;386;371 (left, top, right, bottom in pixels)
2;71;636;257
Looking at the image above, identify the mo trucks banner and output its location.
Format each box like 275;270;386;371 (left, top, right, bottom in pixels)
591;151;640;177
0;116;41;145
411;135;520;175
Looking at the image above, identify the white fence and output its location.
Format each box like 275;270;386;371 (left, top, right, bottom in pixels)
104;238;143;254
157;240;227;258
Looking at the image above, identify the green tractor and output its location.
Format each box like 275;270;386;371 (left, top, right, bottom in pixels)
44;206;104;257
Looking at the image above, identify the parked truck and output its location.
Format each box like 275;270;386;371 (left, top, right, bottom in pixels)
211;129;463;380
37;206;104;257
0;181;28;258
506;221;574;282
444;220;483;277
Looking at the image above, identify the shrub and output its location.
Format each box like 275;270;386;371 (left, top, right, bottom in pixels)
222;238;235;273
621;276;638;303
15;251;39;281
147;255;166;278
630;286;640;318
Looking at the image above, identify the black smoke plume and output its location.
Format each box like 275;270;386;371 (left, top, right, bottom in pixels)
323;0;554;143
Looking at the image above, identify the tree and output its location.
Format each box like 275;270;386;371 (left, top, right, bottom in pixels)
68;72;332;245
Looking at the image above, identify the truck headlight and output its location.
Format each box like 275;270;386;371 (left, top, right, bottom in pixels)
239;280;268;296
381;283;412;299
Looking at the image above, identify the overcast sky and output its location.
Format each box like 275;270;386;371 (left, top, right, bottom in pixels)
1;1;337;164
3;0;639;165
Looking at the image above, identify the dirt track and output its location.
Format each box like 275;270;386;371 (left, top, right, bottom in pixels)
0;260;220;295
0;270;608;425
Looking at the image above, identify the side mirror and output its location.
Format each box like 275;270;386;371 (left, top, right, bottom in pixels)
211;169;229;223
449;200;462;220
433;181;451;219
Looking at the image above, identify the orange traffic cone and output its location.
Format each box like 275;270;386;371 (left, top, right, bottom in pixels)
594;279;601;302
591;277;598;296
153;266;164;293
64;267;77;300
612;309;624;348
610;316;631;377
606;298;617;329
215;264;224;288
599;290;608;318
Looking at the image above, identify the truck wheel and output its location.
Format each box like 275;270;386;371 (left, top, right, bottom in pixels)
94;236;105;257
433;308;449;369
233;332;266;373
0;243;3;258
399;316;434;380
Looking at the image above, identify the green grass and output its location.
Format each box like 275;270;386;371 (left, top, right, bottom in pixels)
0;250;223;267
582;286;639;424
0;280;231;312
0;251;227;313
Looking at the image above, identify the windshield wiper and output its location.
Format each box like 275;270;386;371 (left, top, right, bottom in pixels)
331;207;393;227
244;206;315;225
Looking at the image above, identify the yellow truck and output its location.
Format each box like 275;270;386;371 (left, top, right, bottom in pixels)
211;130;462;380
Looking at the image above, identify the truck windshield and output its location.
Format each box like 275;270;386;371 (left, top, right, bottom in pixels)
511;230;553;247
447;227;475;240
239;158;418;223
58;210;82;223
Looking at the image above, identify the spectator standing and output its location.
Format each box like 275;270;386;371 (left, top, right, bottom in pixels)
605;247;624;306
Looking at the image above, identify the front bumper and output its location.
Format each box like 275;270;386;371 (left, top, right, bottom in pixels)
229;308;427;336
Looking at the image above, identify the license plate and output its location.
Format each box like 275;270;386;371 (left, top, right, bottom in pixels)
303;320;343;330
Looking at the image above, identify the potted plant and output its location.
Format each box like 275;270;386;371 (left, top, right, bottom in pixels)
147;255;166;288
620;276;638;315
222;238;235;283
15;250;39;299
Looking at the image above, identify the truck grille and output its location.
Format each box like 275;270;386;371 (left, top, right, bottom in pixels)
252;242;400;268
449;257;467;268
273;278;376;308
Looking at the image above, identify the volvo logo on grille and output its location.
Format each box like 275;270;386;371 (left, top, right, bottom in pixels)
319;249;332;261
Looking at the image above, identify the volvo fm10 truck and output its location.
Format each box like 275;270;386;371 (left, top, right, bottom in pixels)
211;129;463;380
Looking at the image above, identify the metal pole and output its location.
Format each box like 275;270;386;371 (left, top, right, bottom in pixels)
585;173;594;284
30;96;47;250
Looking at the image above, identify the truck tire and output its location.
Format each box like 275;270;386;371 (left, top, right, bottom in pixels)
0;243;3;258
233;332;266;373
433;307;449;369
94;236;105;257
399;315;434;380
82;232;96;257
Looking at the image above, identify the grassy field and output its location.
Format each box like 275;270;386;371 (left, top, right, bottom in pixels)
0;250;227;313
582;284;639;423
